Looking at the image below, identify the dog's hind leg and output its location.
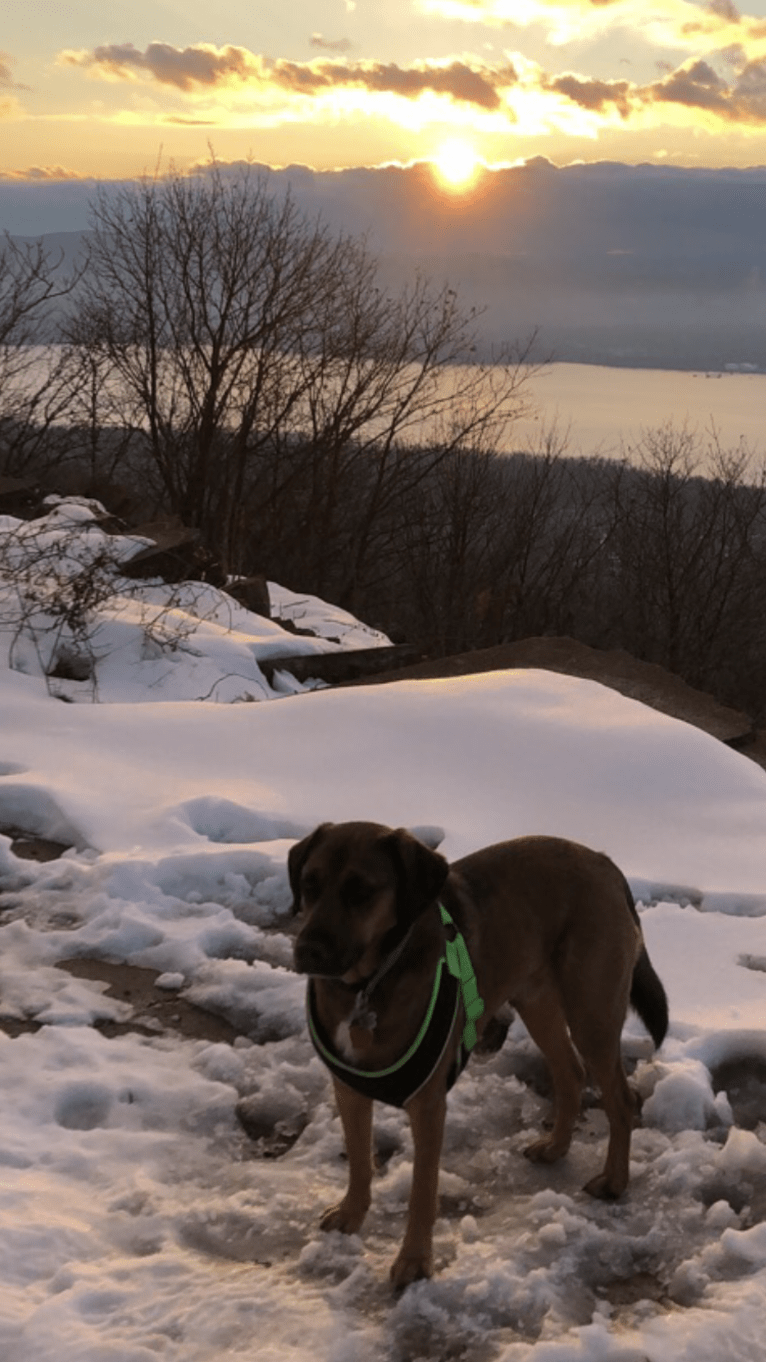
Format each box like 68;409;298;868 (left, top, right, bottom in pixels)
320;1078;373;1234
516;987;586;1165
572;1028;636;1200
564;957;638;1199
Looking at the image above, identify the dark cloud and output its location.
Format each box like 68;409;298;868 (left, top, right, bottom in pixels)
62;42;257;91
0;166;86;182
651;59;730;111
539;47;766;129
717;42;747;66
707;0;740;21
681;0;743;39
61;42;515;111
56;37;766;131
0;50;30;91
730;57;766;118
546;72;632;117
269;57;513;109
648;56;766;122
310;34;353;54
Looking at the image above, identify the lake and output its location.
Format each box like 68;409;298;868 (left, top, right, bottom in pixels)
515;363;765;468
11;348;765;477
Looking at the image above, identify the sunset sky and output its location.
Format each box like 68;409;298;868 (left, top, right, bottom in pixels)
2;0;766;182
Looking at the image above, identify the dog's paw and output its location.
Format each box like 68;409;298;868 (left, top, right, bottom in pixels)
583;1172;624;1200
319;1199;369;1235
523;1135;568;1165
389;1248;433;1290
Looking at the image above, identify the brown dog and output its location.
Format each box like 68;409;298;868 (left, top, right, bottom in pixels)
290;822;668;1288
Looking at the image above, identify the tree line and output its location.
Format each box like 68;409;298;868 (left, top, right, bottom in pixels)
1;165;765;721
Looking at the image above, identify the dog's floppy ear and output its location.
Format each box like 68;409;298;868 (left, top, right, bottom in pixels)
287;823;333;913
383;827;449;927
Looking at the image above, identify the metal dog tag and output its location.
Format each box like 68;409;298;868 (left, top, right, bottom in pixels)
349;993;377;1031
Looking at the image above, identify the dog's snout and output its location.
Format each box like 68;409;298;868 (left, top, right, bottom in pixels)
294;930;341;976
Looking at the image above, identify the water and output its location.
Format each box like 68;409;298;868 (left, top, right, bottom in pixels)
10;348;765;477
515;363;765;468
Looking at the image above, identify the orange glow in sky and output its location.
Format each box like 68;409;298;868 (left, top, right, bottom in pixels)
431;139;482;192
3;0;766;179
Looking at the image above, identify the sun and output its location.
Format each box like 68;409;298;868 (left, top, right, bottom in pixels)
431;139;481;192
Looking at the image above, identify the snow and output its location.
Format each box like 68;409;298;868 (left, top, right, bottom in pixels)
0;502;765;1360
0;498;389;705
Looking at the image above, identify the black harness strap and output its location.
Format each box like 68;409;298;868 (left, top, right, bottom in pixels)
306;904;482;1109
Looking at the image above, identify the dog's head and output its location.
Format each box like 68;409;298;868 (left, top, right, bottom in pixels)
290;821;449;981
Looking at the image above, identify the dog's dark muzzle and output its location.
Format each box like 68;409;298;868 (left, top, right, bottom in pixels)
293;929;359;978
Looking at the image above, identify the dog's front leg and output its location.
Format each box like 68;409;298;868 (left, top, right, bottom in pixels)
390;1087;447;1289
321;1077;373;1235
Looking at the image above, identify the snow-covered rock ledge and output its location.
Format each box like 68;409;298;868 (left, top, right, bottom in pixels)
0;497;391;703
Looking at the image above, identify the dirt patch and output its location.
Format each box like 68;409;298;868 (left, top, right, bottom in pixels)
3;831;75;862
601;1270;669;1310
0;960;241;1044
58;958;241;1043
0;1016;44;1038
235;1102;307;1157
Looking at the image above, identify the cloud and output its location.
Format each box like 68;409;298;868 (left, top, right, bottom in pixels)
0;49;30;93
544;72;633;117
54;33;766;140
0;166;87;180
648;54;766;121
417;0;765;54
708;0;741;21
0;57;25;121
59;42;516;111
59;42;259;91
310;34;354;54
516;45;766;128
269;57;513;109
163;116;217;126
651;58;731;111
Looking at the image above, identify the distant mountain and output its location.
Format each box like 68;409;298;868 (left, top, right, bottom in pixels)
5;160;765;371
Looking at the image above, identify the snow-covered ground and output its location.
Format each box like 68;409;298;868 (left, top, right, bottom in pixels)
0;505;765;1361
0;498;389;705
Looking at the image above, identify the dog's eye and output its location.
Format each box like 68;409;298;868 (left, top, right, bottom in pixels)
301;872;321;903
342;875;375;908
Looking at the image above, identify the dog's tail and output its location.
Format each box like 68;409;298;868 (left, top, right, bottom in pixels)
631;945;669;1050
622;875;669;1050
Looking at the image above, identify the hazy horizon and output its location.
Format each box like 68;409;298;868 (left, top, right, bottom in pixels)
4;159;764;374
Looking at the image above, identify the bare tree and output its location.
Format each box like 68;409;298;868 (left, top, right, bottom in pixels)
607;424;766;695
0;235;84;475
71;165;333;567
71;162;538;582
392;443;509;654
390;430;608;655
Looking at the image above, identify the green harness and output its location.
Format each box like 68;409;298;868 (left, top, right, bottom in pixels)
439;903;486;1050
306;903;485;1109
